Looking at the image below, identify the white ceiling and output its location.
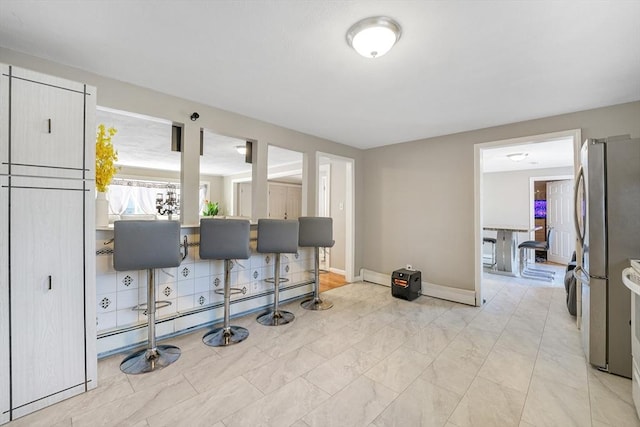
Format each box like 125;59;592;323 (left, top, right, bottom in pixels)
482;137;575;173
1;1;639;149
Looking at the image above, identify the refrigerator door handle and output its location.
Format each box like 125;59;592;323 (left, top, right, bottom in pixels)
574;265;590;285
574;165;585;247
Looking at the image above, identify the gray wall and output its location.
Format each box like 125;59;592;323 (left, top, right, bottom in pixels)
362;101;640;291
483;166;573;242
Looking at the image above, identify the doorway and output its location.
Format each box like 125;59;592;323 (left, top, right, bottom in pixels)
317;153;355;283
474;129;581;306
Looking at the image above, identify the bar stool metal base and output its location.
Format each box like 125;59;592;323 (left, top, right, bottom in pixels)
203;326;249;347
257;310;295;326
120;345;181;375
301;297;333;311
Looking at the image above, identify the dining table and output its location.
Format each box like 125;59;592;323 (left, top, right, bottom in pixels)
483;225;542;276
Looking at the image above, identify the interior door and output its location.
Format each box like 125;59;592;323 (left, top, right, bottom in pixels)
285;186;302;220
268;183;287;219
547;179;575;264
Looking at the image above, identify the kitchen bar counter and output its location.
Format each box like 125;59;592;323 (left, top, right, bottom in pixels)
95;223;314;356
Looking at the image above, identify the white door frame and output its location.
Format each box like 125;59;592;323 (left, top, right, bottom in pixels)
474;129;581;307
316;152;355;283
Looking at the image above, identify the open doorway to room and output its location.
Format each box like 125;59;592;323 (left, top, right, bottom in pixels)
474;129;580;306
317;153;355;289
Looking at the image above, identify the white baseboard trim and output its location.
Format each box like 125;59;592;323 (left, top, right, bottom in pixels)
329;267;345;275
361;268;476;306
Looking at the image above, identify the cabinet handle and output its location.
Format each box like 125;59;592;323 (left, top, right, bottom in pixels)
48;275;52;290
48;119;52;134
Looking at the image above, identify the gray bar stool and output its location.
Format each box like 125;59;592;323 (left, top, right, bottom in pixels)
518;227;555;281
298;216;335;310
113;220;187;374
256;219;299;326
199;218;251;346
482;237;497;269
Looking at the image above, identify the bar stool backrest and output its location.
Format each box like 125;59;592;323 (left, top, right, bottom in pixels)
113;220;182;271
199;218;251;260
298;217;335;248
546;227;554;250
257;219;299;254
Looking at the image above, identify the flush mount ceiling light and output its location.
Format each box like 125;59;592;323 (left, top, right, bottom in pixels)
346;16;402;58
235;145;247;155
507;153;529;162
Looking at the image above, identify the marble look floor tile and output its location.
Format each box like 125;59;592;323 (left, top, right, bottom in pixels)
97;353;127;380
478;344;535;393
588;368;640;427
350;309;400;335
364;346;433;393
421;359;478;397
446;326;501;362
126;344;220;392
304;324;366;359
468;310;510;334
520;375;591;427
532;348;588;391
146;376;263;427
222;377;329;427
243;346;326;394
353;325;411;360
448;376;526;427
183;344;273;393
538;328;584;359
256;325;325;359
371;376;461;427
494;328;541;359
71;374;197;427
304;347;380;395
290;420;310;427
403;322;461;359
6;374;134;427
305;308;361;334
302;376;397;427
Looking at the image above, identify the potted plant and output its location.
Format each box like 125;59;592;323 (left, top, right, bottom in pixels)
202;200;219;217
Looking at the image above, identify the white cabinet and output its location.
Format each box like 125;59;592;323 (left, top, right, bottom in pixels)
0;64;96;423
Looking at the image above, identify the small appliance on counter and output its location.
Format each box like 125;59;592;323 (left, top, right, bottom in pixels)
391;269;421;301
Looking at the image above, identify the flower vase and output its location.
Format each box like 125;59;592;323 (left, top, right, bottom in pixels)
96;191;109;227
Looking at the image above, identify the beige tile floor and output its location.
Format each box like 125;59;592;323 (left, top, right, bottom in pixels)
7;265;640;426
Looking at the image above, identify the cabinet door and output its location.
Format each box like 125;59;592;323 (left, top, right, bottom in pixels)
10;76;86;177
10;181;86;410
0;64;8;175
0;177;8;425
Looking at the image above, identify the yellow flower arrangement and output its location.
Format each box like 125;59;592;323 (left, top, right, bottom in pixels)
95;124;118;192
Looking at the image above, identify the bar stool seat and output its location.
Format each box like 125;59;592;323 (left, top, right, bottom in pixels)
298;216;335;310
199;218;251;346
256;219;299;326
518;227;555;281
113;220;187;374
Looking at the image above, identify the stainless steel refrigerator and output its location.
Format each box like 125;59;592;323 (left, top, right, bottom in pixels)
574;135;640;378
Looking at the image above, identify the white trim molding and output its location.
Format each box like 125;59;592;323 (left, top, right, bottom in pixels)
361;268;476;306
